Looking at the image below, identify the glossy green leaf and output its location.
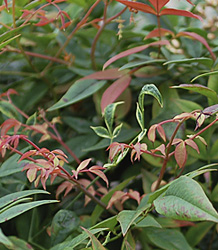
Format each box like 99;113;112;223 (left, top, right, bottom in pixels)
0;101;22;120
0;200;59;223
135;214;161;228
121;231;136;250
208;64;218;106
136;103;144;130
144;228;192;250
112;123;123;138
51;210;80;246
139;84;163;111
82;227;106;250
191;70;218;82
154;176;218;222
119;59;166;70
0;34;20;49
50;228;108;250
90;126;110;139
0;228;14;248
47;80;106;111
171;84;218;104
3;236;34;250
185;221;214;247
163;57;213;67
104;101;124;133
0;190;50;210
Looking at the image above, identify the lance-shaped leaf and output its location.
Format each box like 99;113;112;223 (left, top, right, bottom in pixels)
113;123;123;138
103;101;124;133
171;84;218;104
148;0;170;13
154;176;218;223
139;84;163;111
115;0;156;15
174;141;187;168
146;28;174;39
81;68;125;80
81;227;106;250
91;126;111;139
47;79;106;111
103;40;169;70
0;200;59;223
191;70;218;82
160;8;203;21
177;32;216;61
117;204;151;236
136;103;144;130
0;35;21;50
101;75;131;113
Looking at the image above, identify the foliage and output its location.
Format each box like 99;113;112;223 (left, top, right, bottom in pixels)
0;0;218;249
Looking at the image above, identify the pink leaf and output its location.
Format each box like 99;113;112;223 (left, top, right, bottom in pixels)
82;68;125;80
146;28;174;39
103;40;169;70
160;8;203;21
77;158;92;172
89;167;109;187
157;125;166;142
174;141;187;168
27;168;37;182
185;139;200;153
107;191;126;209
101;75;131;113
115;0;156;15
148;124;157;143
177;32;216;61
151;144;166;156
148;0;170;12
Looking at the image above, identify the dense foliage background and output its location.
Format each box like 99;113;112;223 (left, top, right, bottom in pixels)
0;0;218;249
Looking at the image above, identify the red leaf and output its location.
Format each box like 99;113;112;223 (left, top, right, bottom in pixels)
160;8;203;21
103;40;169;70
101;75;131;113
174;141;187;168
177;32;216;61
0;119;21;136
82;68;125;80
148;0;170;13
115;0;156;15
27;168;37;182
0;5;6;11
4;0;7;9
107;191;126;209
151;144;166;156
18;150;36;162
185;0;195;5
146;28;174;39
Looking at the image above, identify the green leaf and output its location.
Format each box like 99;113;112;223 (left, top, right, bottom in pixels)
91;215;117;231
47;80;106;111
0;190;50;210
119;59;166;70
163;57;213;67
50;228;108;250
0;25;28;44
0;34;20;49
0;147;29;177
208;64;218;106
0;100;22;120
185;221;214;247
3;236;34;250
0;200;59;223
136;103;144;130
191;70;218;82
104;101;124;133
82;227;106;250
121;231;136;250
90;126;111;139
0;228;14;248
117;203;151;236
139;84;163;111
171;84;218;104
135;214;162;228
144;228;192;250
51;210;80;246
154;176;218;222
112;123;123;138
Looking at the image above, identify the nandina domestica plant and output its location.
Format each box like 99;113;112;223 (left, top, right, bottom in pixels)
0;0;218;249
